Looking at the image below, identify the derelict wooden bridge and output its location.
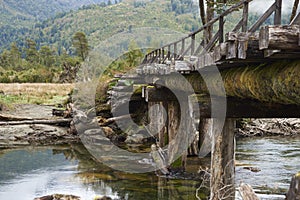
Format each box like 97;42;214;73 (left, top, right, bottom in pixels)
140;0;299;71
109;0;300;199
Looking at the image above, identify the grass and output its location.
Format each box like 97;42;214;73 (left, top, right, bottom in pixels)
0;83;74;107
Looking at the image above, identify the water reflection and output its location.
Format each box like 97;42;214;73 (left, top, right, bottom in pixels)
0;144;203;200
1;136;299;199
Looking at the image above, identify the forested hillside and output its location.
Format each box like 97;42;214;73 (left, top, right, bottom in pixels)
0;0;200;54
0;0;112;51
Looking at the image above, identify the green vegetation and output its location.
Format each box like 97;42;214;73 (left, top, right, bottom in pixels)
0;36;82;83
0;0;113;51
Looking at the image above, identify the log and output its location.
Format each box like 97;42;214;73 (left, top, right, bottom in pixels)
286;172;300;200
259;25;300;50
162;60;300;106
103;114;133;125
238;183;259;200
0;118;72;126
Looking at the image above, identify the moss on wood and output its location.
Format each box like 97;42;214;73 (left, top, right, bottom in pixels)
164;60;300;105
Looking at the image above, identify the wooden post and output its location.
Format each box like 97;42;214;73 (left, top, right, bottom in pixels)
242;2;249;32
167;101;180;165
210;118;236;200
181;38;185;57
274;0;282;25
286;172;300;200
167;45;171;60
174;42;177;60
148;101;168;148
191;34;195;55
219;16;224;43
198;118;213;158
161;48;164;63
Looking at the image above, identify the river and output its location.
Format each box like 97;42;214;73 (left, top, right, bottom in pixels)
0;136;299;200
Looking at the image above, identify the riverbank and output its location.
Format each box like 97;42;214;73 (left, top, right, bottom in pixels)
0;104;79;147
0;83;77;147
237;118;300;137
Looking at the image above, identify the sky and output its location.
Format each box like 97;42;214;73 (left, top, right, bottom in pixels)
249;0;295;14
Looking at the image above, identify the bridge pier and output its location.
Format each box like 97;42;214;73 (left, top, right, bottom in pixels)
210;118;235;200
147;98;188;169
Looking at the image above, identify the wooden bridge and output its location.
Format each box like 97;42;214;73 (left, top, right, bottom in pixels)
108;0;300;199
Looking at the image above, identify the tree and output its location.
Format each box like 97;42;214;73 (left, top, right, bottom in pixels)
39;45;55;67
198;0;239;42
9;42;21;68
25;39;39;63
72;32;89;61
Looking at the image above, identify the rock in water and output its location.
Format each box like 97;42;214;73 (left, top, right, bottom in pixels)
34;194;81;200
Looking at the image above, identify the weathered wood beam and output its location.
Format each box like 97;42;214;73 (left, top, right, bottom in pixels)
249;2;276;32
210;118;235;200
161;60;300;106
259;25;300;50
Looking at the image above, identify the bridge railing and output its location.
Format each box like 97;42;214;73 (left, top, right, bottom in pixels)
141;0;283;65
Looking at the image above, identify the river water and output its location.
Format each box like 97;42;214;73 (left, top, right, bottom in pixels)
0;136;299;200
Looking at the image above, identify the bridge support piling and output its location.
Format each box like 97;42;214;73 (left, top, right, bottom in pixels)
210;118;236;200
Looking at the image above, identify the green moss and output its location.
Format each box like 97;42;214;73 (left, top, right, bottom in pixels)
171;156;183;168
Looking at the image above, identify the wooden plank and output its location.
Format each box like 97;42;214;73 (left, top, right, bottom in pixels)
232;18;244;32
226;40;237;59
248;2;276;32
194;39;204;56
290;11;300;25
290;0;300;23
236;32;251;59
238;39;248;59
210;118;235;200
259;25;300;50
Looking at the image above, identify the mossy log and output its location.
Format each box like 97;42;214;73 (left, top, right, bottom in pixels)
161;60;300;105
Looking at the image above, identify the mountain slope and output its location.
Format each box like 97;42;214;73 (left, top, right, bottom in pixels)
20;0;200;55
0;0;108;26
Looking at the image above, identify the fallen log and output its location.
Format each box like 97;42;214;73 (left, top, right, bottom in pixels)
0;118;72;126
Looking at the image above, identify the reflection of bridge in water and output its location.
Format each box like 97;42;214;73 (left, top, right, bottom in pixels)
108;0;300;199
